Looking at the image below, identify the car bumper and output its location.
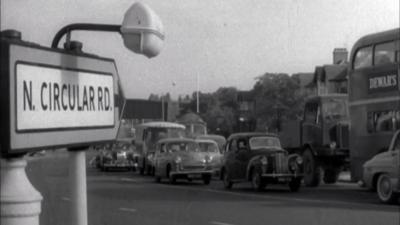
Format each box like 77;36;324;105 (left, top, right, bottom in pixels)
103;161;136;168
170;170;214;176
261;173;303;179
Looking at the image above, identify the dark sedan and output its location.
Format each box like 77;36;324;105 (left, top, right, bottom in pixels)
221;132;303;191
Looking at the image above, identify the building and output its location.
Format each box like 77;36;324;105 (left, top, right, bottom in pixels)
307;48;349;95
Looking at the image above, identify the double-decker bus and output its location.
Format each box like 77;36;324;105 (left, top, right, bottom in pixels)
348;28;400;182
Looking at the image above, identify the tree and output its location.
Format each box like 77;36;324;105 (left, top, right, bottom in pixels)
252;73;305;131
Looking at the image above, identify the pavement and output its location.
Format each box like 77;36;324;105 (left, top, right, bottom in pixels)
24;150;400;225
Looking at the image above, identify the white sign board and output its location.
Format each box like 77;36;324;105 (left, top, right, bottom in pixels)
0;42;123;155
16;64;114;131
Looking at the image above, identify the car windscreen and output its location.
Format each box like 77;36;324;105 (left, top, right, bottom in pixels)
197;142;219;153
249;136;281;150
166;142;198;152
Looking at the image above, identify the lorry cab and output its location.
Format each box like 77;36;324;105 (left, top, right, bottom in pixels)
302;94;349;151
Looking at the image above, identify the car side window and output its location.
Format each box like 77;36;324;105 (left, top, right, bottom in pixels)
237;139;248;150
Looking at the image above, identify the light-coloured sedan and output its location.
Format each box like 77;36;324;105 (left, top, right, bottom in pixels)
195;139;223;175
153;138;214;184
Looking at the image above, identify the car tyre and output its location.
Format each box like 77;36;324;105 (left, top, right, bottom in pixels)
203;174;211;185
302;149;320;187
289;178;302;192
223;170;233;189
323;168;340;184
377;173;398;204
251;169;266;191
155;176;161;183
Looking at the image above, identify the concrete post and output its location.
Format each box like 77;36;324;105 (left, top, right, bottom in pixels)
0;157;43;225
68;149;88;225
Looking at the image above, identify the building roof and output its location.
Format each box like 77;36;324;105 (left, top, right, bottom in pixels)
307;64;348;86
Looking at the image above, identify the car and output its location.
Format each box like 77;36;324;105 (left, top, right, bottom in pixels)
195;139;223;175
221;132;304;192
362;130;400;204
135;122;186;176
153;138;214;184
95;138;138;171
196;134;227;153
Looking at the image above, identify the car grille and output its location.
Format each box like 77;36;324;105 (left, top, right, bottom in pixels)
338;124;349;149
181;165;206;171
273;152;288;174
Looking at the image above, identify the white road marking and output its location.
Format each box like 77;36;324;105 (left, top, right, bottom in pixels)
61;197;70;201
210;221;236;225
210;221;235;225
120;178;137;182
119;207;137;213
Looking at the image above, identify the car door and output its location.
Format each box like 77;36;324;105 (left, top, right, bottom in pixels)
224;139;237;179
235;138;251;179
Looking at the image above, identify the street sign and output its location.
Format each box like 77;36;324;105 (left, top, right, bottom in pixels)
0;39;122;156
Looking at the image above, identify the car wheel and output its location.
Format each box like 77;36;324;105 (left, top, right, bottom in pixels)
223;170;233;189
302;149;320;187
155;176;161;183
167;166;176;184
251;169;266;191
289;178;302;192
323;168;340;184
203;174;211;185
377;173;398;204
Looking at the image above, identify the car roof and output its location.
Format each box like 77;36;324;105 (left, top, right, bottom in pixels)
157;137;195;144
194;139;218;145
137;121;185;129
227;132;277;141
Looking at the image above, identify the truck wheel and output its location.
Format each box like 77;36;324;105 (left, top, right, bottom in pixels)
323;168;340;184
223;170;233;189
302;149;320;187
289;178;302;192
377;173;398;204
251;169;266;191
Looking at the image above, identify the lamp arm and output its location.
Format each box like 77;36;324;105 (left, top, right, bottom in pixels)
51;23;121;49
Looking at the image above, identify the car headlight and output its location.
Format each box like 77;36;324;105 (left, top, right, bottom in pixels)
296;156;303;164
175;156;182;164
260;156;268;165
202;155;213;164
329;142;337;150
147;153;154;160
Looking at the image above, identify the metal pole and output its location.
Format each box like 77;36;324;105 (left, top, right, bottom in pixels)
161;96;165;121
196;72;199;113
0;157;43;225
68;148;88;225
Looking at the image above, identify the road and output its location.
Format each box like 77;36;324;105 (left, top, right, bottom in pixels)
26;150;399;225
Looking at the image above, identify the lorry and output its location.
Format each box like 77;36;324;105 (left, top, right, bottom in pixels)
279;94;349;187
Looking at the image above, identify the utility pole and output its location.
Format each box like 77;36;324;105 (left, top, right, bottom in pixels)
196;72;199;113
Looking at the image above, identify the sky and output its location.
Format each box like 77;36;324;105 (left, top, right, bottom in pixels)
1;0;399;99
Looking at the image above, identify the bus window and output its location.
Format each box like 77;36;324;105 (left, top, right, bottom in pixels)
353;46;373;69
374;41;396;65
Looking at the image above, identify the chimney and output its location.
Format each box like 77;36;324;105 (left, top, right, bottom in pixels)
333;48;348;64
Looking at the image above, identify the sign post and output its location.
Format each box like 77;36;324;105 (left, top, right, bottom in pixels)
0;31;122;225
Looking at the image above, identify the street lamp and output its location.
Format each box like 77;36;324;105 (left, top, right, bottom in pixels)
51;2;164;58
